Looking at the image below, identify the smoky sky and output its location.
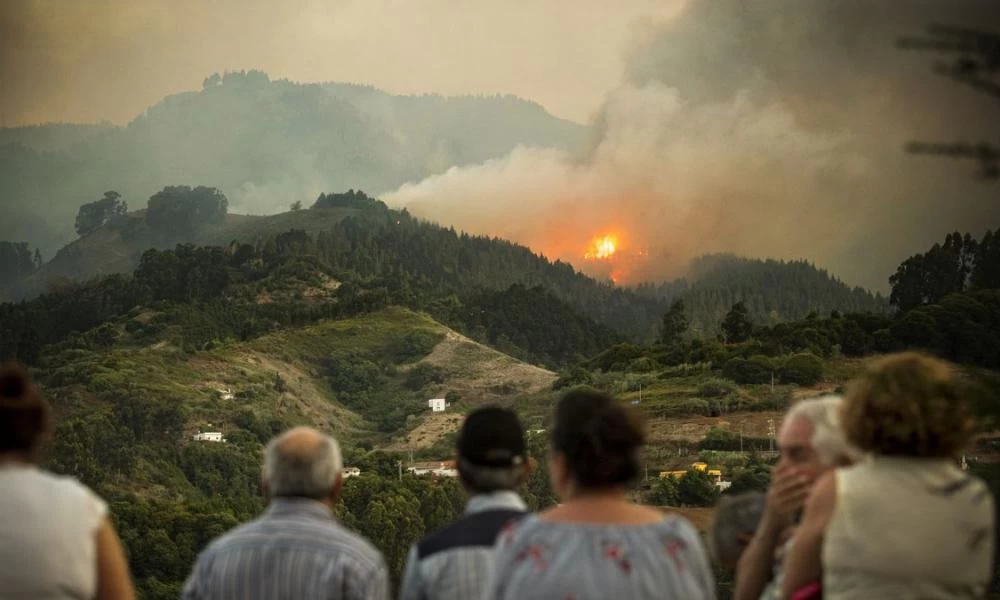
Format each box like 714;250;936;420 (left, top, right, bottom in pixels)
2;0;999;292
0;0;683;125
388;0;1000;291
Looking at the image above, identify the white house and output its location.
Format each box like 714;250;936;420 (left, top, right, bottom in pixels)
407;461;458;478
428;398;446;412
217;387;235;401
342;467;361;478
193;432;225;442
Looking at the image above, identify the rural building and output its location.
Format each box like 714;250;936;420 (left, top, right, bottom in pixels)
658;462;730;491
217;387;235;401
342;467;361;478
428;398;446;412
193;431;225;442
407;460;458;478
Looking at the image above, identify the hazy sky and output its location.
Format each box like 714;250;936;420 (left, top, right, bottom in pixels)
0;0;684;125
2;0;999;292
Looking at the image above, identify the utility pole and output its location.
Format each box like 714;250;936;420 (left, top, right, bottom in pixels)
397;460;402;480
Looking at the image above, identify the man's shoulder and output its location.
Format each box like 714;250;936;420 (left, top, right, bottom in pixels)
203;515;384;570
417;508;526;560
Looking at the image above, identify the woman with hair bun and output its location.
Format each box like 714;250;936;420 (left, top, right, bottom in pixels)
486;389;715;599
0;364;136;599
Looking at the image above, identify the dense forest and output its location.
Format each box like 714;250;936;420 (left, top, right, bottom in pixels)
0;70;584;256
638;254;887;335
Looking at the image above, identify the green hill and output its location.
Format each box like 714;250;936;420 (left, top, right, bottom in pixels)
0;70;585;256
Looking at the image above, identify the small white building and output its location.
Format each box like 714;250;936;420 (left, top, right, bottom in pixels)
342;467;361;478
428;398;446;412
217;387;235;401
407;461;458;478
193;431;225;442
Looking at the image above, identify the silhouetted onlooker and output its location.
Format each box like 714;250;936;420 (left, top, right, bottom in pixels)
735;395;859;600
183;426;390;600
783;352;995;599
485;389;715;600
400;406;529;600
0;364;136;600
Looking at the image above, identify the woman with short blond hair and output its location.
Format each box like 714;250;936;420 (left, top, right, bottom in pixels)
783;352;995;600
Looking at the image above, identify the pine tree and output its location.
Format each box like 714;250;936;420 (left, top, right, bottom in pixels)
721;301;753;343
660;298;689;345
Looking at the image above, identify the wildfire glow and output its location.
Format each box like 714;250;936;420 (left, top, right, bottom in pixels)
584;234;618;260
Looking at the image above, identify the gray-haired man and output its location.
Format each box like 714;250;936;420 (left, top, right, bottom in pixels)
399;406;530;600
183;426;389;600
735;396;860;600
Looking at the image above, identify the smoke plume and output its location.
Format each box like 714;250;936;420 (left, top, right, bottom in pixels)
387;0;1000;291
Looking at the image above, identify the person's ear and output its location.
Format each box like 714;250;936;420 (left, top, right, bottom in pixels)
329;473;344;504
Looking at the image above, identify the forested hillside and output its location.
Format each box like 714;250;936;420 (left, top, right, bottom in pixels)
0;70;585;255
5;187;894;345
637;254;887;336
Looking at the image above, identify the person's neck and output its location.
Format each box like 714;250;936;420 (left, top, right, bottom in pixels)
269;494;336;512
562;486;628;504
0;452;33;467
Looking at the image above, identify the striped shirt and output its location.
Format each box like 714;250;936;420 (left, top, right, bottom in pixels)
399;491;527;600
183;498;389;600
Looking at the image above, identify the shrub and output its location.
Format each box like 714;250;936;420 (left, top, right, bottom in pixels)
698;377;738;398
553;367;593;390
649;476;680;506
722;355;773;384
677;469;720;507
778;353;824;386
405;364;446;391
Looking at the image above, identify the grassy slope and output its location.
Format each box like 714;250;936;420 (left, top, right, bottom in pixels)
46;306;554;452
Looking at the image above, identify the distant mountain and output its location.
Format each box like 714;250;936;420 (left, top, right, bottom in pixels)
0;70;585;256
637;253;888;336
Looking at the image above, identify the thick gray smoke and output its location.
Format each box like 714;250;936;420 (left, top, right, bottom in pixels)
387;0;1000;291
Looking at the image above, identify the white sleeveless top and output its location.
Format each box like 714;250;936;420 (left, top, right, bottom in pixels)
0;465;108;599
823;457;995;600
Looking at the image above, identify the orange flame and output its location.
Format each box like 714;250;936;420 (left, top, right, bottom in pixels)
584;234;618;260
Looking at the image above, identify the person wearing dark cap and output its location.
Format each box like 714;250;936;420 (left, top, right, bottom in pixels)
399;406;530;600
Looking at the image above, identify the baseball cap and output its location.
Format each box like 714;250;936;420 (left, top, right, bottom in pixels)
457;406;526;468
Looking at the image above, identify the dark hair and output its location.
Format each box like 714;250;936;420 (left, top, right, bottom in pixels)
551;389;645;490
0;364;51;454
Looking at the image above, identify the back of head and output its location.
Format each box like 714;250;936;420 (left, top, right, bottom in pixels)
709;492;766;568
785;394;861;466
843;352;973;459
263;427;343;500
0;364;50;456
456;406;527;493
552;389;645;490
